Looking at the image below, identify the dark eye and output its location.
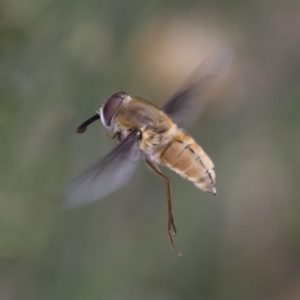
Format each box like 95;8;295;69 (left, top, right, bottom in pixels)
101;92;126;127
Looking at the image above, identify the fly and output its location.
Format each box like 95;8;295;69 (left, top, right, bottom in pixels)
65;50;233;255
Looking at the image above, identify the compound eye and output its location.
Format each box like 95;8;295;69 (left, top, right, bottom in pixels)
101;92;126;127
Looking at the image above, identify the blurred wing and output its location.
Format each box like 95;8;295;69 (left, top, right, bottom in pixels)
162;48;234;129
64;130;141;209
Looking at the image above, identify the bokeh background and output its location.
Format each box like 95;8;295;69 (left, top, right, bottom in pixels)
1;1;300;299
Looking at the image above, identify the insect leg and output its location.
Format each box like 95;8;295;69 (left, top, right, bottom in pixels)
105;131;121;141
146;159;182;256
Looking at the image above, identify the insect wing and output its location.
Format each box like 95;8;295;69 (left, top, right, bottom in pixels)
64;130;140;209
162;48;234;129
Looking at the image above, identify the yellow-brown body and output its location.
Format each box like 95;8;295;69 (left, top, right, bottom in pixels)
70;46;234;255
114;96;216;195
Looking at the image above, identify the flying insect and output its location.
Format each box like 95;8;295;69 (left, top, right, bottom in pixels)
65;50;233;255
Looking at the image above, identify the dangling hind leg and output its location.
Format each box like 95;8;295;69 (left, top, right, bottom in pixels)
146;159;182;256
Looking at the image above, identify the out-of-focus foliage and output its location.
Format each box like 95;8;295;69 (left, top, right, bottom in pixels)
1;1;300;299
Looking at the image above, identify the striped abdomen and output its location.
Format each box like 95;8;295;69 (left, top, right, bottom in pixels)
159;130;216;195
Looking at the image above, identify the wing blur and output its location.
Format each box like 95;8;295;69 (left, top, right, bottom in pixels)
64;130;141;209
162;48;234;129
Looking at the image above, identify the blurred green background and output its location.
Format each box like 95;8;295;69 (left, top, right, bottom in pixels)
1;1;300;299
